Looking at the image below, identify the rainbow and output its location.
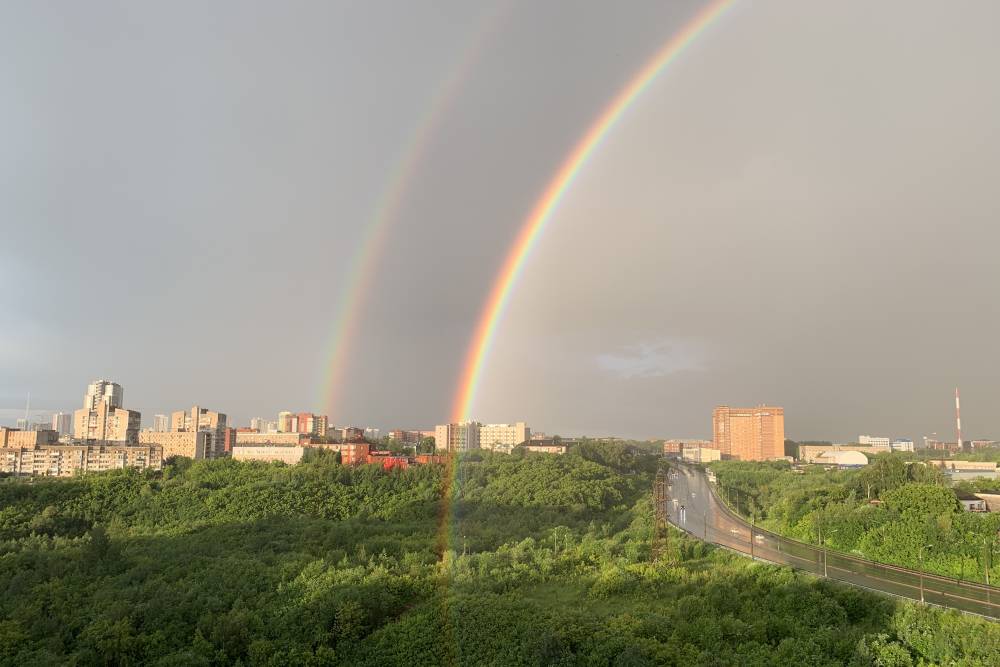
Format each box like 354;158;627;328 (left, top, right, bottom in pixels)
451;0;734;422
319;6;510;418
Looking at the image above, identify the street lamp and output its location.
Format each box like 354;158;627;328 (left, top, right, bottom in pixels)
918;544;933;604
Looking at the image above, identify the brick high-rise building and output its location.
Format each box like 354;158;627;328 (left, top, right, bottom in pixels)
712;405;785;461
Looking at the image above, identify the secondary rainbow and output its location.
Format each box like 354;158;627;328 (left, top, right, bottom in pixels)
319;6;509;417
452;0;735;422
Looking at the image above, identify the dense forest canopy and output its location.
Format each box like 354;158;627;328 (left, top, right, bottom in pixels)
0;443;997;665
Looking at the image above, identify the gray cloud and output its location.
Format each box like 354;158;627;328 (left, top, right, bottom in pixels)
2;1;998;442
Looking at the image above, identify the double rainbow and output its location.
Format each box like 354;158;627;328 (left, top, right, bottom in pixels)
451;0;734;421
319;6;510;418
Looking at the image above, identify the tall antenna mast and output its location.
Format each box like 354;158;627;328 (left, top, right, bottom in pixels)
955;387;962;451
24;392;30;427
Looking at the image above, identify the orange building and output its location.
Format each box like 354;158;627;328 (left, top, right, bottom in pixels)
712;405;785;461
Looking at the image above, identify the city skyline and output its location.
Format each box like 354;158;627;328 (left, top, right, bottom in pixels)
3;1;1000;440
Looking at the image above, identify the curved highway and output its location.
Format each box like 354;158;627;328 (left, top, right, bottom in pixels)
666;463;999;620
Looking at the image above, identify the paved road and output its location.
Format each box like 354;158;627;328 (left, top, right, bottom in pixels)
666;463;1000;620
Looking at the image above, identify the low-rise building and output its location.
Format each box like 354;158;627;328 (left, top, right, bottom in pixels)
858;435;890;449
234;432;307;446
317;442;370;464
0;443;162;477
926;460;999;482
814;450;869;468
232;445;305;465
798;444;885;464
891;439;915;452
480;422;530;453
682;445;722;464
972;492;1000;512
664;439;711;457
955;490;988;512
389;430;424;446
522;443;568;455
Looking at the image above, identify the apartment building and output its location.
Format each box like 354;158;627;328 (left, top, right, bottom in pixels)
479;422;530;454
232;446;306;465
168;406;228;458
138;430;208;459
0;427;60;447
712;405;785;461
0;443;162;477
234;432;306;446
435;422;482;453
73;380;141;443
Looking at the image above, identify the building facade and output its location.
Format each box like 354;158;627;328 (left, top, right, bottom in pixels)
234;432;306;446
72;379;140;443
138;430;208;459
435;422;482;453
480;422;530;454
169;406;228;458
858;435;890;449
682;445;722;464
712;405;784;461
0;443;162;477
0;427;60;447
389;430;424;446
232;446;306;465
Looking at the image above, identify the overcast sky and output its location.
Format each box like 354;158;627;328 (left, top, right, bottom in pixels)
2;1;999;441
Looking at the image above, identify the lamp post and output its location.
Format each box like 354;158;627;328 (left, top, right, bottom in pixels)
918;544;933;604
750;514;756;560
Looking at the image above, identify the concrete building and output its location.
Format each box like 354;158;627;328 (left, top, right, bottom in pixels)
389;430;424;446
858;435;890;449
664;439;711;457
435;422;481;453
682;445;722;464
926;460;999;482
972;492;1000;512
814;450;869;468
523;443;568;455
73;402;141;443
798;444;884;464
891;439;915;452
234;432;306;446
72;379;140;443
0;427;60;447
480;422;530;454
152;414;168;432
232;445;306;465
364;427;380;441
955;491;988;512
712;405;785;461
169;406;228;458
277;411;294;433
51;412;73;436
83;380;123;411
0;442;162;477
319;442;370;464
138;430;208;459
249;417;267;433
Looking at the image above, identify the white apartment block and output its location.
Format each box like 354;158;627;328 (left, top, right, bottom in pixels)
858;435;890;449
479;422;531;454
890;439;915;452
